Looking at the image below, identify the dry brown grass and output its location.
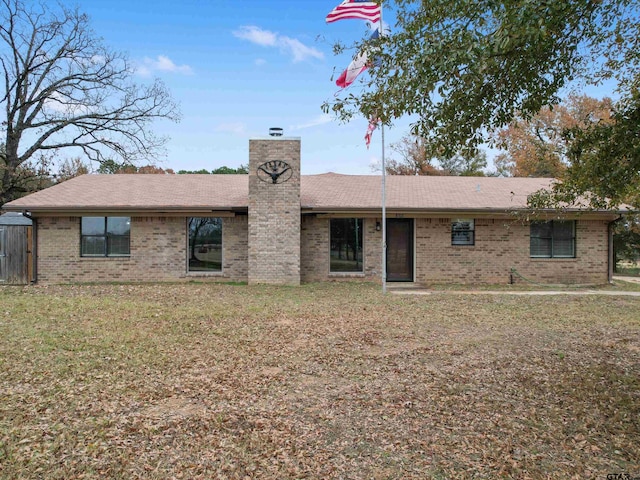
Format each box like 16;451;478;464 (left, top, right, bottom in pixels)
0;282;639;479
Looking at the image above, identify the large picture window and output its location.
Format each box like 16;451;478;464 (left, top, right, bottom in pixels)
330;218;363;273
188;217;222;272
81;217;130;257
530;220;576;258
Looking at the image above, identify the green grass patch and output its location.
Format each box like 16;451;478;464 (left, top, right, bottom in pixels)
616;265;640;277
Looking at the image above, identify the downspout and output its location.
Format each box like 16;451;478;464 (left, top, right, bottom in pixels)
608;215;623;283
21;210;37;284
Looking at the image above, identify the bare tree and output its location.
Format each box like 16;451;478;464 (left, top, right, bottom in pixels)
0;0;180;204
385;135;441;176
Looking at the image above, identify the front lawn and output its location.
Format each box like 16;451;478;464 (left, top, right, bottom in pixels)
0;283;638;479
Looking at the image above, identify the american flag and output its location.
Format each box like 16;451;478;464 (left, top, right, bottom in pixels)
326;0;381;24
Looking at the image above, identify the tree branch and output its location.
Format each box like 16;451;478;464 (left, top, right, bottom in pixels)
1;0;180;203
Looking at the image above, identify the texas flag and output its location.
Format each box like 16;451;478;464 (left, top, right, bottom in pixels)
336;30;380;89
326;0;381;23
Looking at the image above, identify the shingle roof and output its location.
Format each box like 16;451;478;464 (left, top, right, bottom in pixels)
301;173;553;211
3;174;248;211
1;173;564;213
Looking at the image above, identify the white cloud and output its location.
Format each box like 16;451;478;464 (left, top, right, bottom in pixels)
255;58;267;66
136;65;152;77
233;26;277;47
289;114;333;131
368;21;391;35
215;122;247;135
43;91;93;115
137;55;194;76
233;25;324;63
280;37;324;62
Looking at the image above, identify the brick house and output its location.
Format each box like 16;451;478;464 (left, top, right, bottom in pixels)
1;137;622;285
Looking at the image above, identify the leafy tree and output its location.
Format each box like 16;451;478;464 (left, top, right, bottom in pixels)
494;95;614;178
385;134;486;176
559;88;640;209
96;161;173;174
0;0;179;205
96;159;129;174
211;165;248;174
0;146;55;195
439;151;487;177
177;168;212;175
136;165;174;174
55;157;89;182
323;0;639;159
614;217;640;271
0;149;91;194
529;89;640;210
177;165;249;174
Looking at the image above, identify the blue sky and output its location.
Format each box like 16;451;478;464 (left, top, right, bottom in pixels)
77;0;619;176
77;0;408;175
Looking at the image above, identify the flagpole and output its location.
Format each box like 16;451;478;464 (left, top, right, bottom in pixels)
379;5;387;294
381;123;387;294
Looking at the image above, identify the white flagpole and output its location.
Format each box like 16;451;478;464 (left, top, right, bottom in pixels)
379;5;387;294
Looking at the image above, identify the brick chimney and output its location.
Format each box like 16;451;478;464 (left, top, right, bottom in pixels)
247;136;301;285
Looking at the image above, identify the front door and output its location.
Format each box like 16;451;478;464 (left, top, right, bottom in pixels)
386;219;414;282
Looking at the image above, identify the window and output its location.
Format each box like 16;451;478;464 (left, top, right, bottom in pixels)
330;218;363;273
81;217;130;257
530;220;576;258
452;219;475;245
188;217;222;272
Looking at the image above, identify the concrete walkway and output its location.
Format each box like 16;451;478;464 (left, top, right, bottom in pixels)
388;278;640;297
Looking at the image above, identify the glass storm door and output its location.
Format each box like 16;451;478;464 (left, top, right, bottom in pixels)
386;219;414;282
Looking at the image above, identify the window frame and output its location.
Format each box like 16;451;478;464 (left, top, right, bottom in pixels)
530;220;576;259
80;217;131;257
329;218;364;274
451;219;475;246
187;217;223;274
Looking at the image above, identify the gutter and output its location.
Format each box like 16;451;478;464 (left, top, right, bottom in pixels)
21;210;37;284
2;207;248;217
608;215;624;283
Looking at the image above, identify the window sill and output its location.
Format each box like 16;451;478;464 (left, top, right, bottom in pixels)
329;272;366;277
530;257;577;261
187;271;224;276
80;256;131;260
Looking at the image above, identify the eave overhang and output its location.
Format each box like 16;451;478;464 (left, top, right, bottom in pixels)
300;206;622;220
1;206;249;217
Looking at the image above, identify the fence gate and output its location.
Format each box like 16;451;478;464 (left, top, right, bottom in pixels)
0;225;32;285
